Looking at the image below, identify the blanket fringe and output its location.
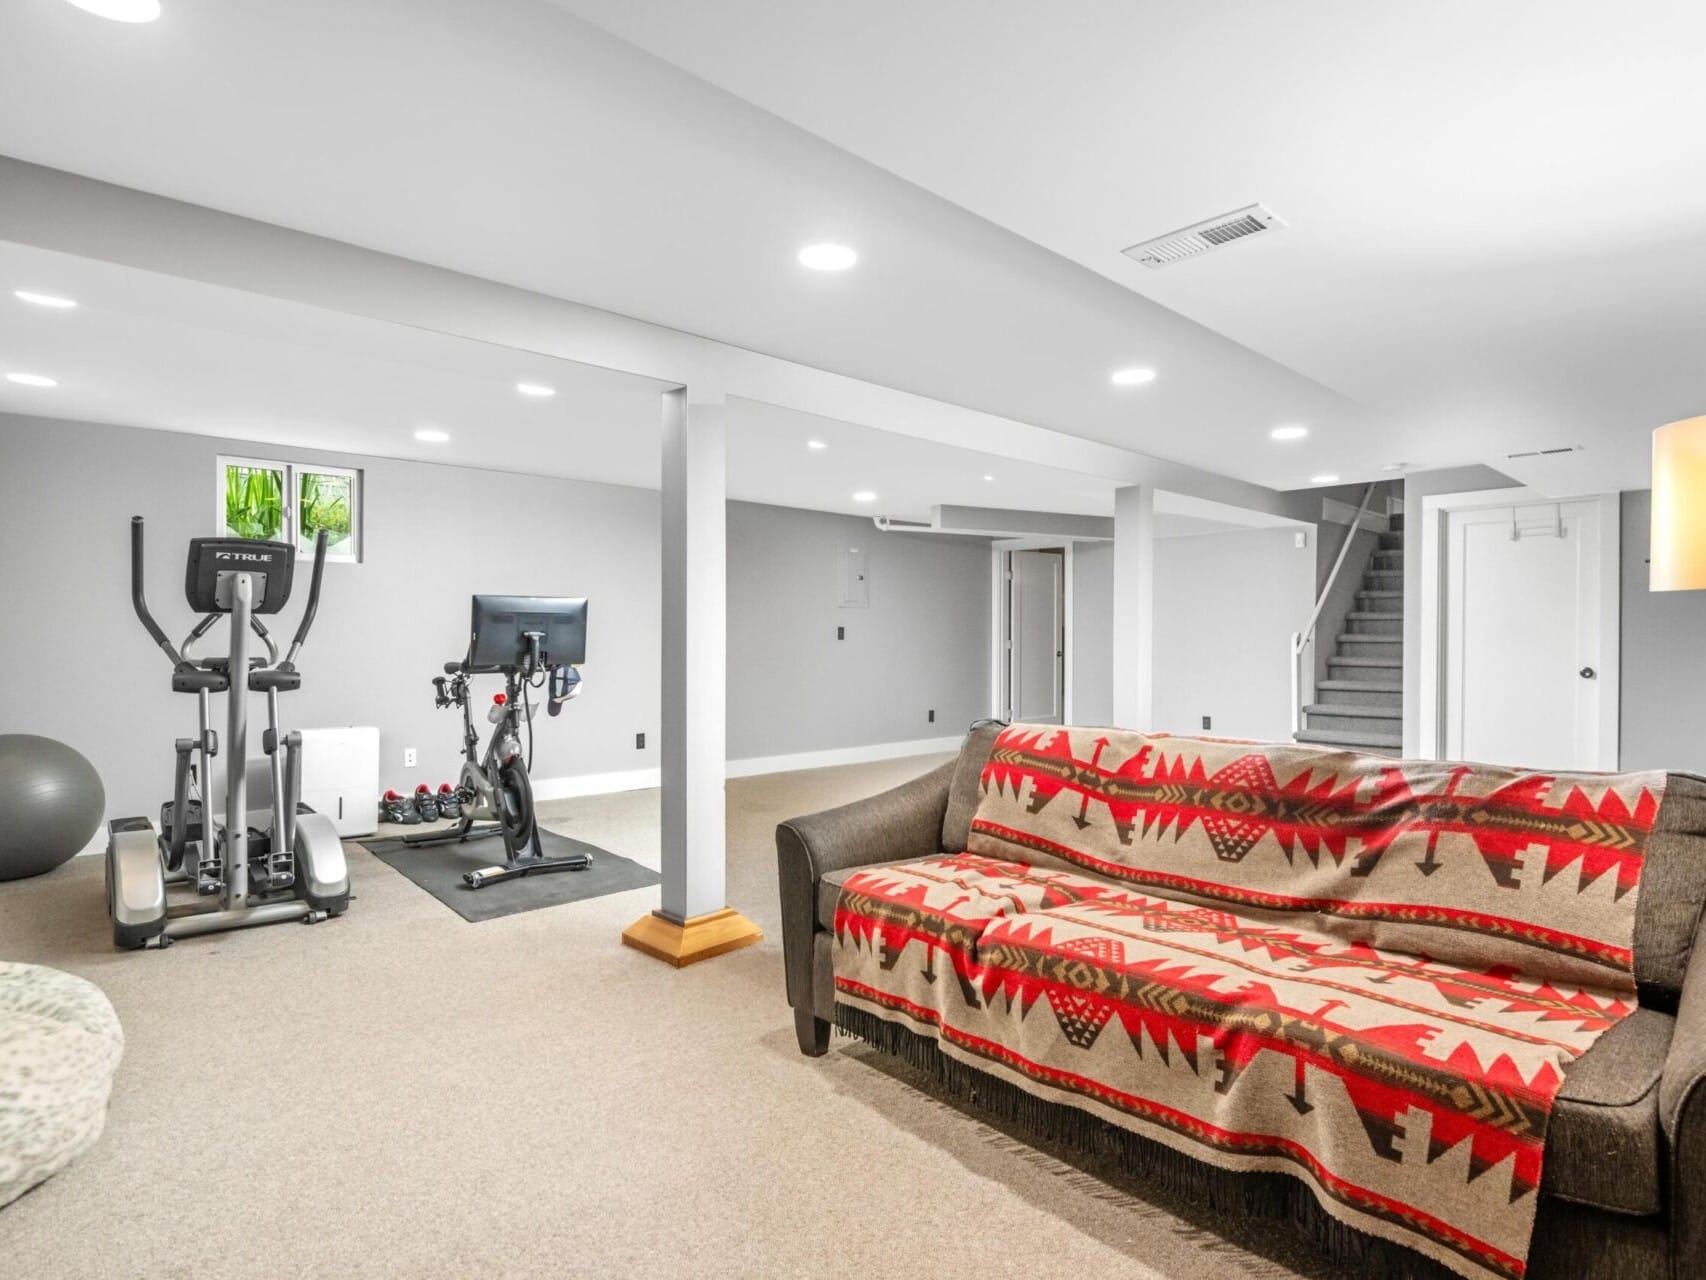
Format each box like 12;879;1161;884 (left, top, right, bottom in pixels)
834;1002;1459;1280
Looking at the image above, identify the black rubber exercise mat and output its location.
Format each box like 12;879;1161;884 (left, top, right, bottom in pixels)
360;827;659;922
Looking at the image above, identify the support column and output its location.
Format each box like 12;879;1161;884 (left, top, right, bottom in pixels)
1112;484;1156;729
623;389;763;967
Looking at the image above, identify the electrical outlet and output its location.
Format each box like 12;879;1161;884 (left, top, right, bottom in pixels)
636;732;646;750
403;747;417;768
1201;716;1211;731
928;709;935;723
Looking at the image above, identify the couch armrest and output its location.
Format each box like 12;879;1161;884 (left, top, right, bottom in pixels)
774;760;954;1012
1661;914;1706;1270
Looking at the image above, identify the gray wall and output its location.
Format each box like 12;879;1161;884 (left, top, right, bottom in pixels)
1068;528;1313;740
1071;540;1114;725
1151;528;1315;741
725;503;990;758
0;413;991;821
0;413;662;819
1620;489;1706;772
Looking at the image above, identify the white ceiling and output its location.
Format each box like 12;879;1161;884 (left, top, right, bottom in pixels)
2;2;1684;497
0;240;1133;523
0;0;1376;493
0;242;671;490
555;0;1706;494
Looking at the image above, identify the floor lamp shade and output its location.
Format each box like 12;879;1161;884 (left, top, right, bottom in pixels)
1653;416;1706;591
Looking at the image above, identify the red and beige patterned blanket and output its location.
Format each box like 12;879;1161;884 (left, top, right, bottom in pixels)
831;726;1667;1280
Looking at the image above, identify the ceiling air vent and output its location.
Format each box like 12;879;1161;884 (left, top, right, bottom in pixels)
1505;445;1583;460
1122;204;1287;269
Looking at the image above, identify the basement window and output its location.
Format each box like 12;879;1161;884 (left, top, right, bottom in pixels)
217;455;363;564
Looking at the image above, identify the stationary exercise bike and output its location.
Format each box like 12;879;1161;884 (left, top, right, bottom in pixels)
106;517;351;948
404;595;592;889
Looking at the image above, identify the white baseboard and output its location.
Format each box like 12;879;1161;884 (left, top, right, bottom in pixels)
73;739;961;853
530;767;662;802
725;735;963;778
532;735;961;794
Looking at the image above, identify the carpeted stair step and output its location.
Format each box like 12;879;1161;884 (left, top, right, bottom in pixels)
1294;727;1403;753
1303;704;1402;734
1336;634;1401;650
1314;679;1402;709
1389;512;1404;532
1362;570;1404;589
1345;611;1403;637
1329;654;1402;671
1377;530;1404;551
1370;550;1404;570
1356;589;1402;604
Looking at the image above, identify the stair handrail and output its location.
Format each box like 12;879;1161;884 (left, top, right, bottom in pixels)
1291;483;1379;734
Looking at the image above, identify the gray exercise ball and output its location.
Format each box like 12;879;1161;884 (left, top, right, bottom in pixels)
0;736;106;881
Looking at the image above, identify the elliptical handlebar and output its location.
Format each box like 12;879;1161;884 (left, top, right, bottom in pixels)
282;528;329;668
130;516;188;669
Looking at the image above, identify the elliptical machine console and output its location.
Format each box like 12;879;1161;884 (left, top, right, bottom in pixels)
106;517;351;948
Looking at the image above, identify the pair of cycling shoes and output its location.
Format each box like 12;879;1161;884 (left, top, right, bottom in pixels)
380;783;464;825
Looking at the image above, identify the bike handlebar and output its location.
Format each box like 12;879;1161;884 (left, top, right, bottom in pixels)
131;517;187;668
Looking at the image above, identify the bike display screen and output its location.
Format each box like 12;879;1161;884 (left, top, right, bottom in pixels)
465;594;588;671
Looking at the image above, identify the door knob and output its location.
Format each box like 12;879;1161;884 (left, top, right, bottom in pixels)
1579;666;1596;679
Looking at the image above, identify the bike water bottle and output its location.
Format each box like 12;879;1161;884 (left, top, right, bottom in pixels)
487;692;509;725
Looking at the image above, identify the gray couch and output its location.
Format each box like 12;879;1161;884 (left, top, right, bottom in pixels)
775;724;1706;1280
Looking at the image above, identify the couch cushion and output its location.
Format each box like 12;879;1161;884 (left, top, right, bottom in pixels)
970;725;1667;992
824;852;1119;952
820;858;931;931
836;877;1642;1274
1541;1006;1671;1216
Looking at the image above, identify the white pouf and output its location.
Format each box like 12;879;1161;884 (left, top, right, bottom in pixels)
0;962;124;1208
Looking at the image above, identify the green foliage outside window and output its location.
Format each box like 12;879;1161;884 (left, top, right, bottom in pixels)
224;464;286;540
299;470;354;555
220;457;360;560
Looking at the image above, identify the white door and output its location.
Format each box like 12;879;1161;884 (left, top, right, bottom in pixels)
1008;550;1064;723
1440;497;1614;770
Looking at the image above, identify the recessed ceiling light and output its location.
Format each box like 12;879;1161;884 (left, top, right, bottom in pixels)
5;373;57;388
62;0;161;21
1270;425;1309;441
516;382;556;398
13;290;78;309
414;429;450;443
798;243;857;272
983;474;996;482
852;490;877;503
806;440;828;451
1311;474;1340;485
1110;367;1156;386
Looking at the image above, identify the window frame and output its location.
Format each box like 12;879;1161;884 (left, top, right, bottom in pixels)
216;454;363;564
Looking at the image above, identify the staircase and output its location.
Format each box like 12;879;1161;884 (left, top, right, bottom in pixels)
1296;514;1403;755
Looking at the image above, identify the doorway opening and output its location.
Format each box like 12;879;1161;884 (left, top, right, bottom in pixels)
997;546;1068;724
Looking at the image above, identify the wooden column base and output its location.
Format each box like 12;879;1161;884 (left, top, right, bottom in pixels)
621;907;763;968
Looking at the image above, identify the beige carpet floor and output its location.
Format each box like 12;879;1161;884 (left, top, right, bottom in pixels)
0;755;1330;1279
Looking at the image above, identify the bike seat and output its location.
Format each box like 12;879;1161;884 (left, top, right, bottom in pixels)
443;661;464;675
172;667;231;694
249;668;302;693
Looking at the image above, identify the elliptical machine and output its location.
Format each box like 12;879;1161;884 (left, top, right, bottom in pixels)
404;594;591;889
106;517;351;949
